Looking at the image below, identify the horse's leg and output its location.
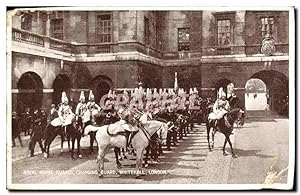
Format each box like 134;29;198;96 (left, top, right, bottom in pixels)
158;143;163;155
135;147;145;179
12;137;16;147
97;146;106;178
60;131;64;154
77;136;82;159
144;146;150;168
121;148;127;159
68;136;71;152
45;134;55;158
114;147;122;169
37;132;44;154
179;126;183;140
166;131;171;151
222;138;228;156
226;136;237;158
90;133;95;154
212;127;217;149
173;130;177;145
206;121;211;151
18;135;23;148
71;137;75;160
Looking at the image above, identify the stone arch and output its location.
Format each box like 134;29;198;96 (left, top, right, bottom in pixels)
245;70;288;114
89;75;113;104
213;78;235;99
52;74;72;105
17;71;43;113
245;78;268;110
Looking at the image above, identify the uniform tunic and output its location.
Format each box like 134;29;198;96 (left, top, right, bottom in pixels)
209;99;230;120
75;102;87;121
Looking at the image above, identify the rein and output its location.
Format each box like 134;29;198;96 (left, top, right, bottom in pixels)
137;121;164;144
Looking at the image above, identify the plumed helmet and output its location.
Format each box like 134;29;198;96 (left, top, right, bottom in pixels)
88;90;95;101
218;87;226;99
79;91;85;101
61;91;68;103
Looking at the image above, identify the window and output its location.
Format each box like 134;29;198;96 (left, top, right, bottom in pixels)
97;14;112;43
217;19;231;46
178;28;190;51
260;17;274;38
21;14;32;31
144;17;150;46
51;18;63;40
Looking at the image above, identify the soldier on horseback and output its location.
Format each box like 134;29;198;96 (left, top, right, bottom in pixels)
118;105;141;150
75;91;87;124
57;92;75;136
209;87;232;129
86;90;101;125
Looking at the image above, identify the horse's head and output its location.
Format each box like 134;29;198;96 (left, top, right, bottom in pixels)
227;108;245;124
158;122;171;145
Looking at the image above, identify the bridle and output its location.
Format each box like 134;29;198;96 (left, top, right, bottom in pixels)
137;121;165;144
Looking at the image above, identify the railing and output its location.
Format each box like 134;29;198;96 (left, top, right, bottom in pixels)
12;28;44;46
49;38;73;53
202;45;246;56
12;28;288;58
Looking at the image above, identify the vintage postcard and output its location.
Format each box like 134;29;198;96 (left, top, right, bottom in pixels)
6;7;295;190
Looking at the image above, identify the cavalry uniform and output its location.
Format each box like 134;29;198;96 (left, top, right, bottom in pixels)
208;88;230;121
58;102;74;126
51;92;75;127
75;91;87;122
29;110;45;157
83;90;101;124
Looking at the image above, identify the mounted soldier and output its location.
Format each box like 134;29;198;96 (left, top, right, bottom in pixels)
208;87;231;128
50;92;75;138
85;90;101;125
117;105;140;150
75;91;87;125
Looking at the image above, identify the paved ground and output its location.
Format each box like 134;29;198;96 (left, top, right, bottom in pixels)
228;111;290;184
9;111;290;186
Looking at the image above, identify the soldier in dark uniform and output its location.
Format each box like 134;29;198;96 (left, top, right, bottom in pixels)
165;107;177;151
22;107;32;136
28;109;45;157
228;93;239;109
49;104;58;122
12;112;23;147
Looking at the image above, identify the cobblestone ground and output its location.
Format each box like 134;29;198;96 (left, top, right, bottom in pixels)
10;124;234;184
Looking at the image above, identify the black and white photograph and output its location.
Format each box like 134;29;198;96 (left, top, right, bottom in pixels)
6;7;295;190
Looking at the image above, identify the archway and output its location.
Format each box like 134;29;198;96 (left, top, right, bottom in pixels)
90;75;113;104
247;70;288;115
245;78;267;110
214;78;235;99
52;74;71;105
17;71;43;113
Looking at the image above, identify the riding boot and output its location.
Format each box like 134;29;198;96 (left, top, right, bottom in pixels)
127;132;133;150
125;131;130;150
214;120;218;127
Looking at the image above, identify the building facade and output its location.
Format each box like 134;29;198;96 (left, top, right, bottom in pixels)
8;10;289;113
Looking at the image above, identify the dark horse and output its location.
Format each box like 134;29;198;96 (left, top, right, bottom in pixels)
44;118;83;160
206;108;243;158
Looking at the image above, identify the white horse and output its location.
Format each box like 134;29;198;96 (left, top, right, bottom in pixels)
84;119;170;178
